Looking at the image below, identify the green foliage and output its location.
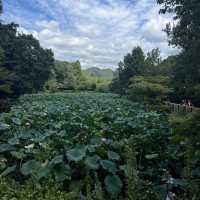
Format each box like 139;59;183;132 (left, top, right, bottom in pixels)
112;46;145;94
145;48;162;69
0;23;54;97
44;79;59;92
82;69;111;92
0;92;174;199
45;61;111;93
67;146;86;162
54;60;83;90
128;75;172;103
157;0;200;106
0;68;14;96
0;179;80;200
84;67;114;80
110;47;173;103
126;136;138;200
169;112;200;199
104;175;123;196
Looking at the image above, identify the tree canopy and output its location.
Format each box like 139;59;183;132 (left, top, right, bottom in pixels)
157;0;200;105
0;22;54;97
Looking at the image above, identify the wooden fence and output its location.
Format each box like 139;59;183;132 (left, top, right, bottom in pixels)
164;101;200;113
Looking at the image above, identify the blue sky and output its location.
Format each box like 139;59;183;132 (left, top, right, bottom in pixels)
2;0;178;69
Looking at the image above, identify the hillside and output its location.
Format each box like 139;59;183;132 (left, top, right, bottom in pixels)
84;67;114;80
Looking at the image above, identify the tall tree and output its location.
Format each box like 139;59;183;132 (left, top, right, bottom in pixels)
157;0;200;104
158;0;200;50
118;46;145;93
146;48;161;67
0;23;54;96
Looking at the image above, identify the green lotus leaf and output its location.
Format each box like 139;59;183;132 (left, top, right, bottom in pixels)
119;165;128;176
54;164;71;182
66;146;86;162
104;175;123;195
21;160;41;176
8;138;20;145
12;117;21;126
35;166;51;180
11;151;26;159
85;155;100;170
108;151;120;160
0;122;10;131
0;165;17;177
100;160;117;173
0;144;15;153
49;155;63;166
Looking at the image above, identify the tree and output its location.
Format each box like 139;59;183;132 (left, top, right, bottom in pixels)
157;0;200;50
145;48;162;75
0;23;54;96
146;48;161;67
0;68;13;97
157;0;200;105
54;60;83;90
127;75;172;103
111;46;145;94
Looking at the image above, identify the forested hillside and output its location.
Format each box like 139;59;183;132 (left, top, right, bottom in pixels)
45;60;111;93
84;67;114;80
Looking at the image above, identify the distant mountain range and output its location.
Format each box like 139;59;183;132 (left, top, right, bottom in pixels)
84;67;114;80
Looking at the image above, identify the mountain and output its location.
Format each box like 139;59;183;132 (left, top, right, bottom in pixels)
84;67;114;80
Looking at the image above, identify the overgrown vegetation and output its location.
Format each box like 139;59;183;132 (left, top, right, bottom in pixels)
111;0;200;106
0;0;199;199
0;92;199;199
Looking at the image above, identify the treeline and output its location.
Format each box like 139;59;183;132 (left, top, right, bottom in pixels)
110;47;175;103
45;60;111;92
111;0;200;107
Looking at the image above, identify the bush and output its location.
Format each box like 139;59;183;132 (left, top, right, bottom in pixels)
127;75;172;104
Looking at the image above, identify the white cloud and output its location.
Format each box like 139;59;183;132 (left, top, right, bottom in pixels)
9;0;179;69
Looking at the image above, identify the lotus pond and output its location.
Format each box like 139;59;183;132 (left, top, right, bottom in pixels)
0;92;198;199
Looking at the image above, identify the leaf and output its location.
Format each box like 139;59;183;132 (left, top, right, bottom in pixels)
145;154;159;159
12;117;21;126
21;160;41;176
11;151;26;159
87;144;98;153
8;138;19;145
54;164;71;182
85;155;100;170
0;165;16;177
35;166;51;180
0;144;15;153
66;146;86;162
0;162;6;171
0;122;10;131
104;175;122;195
49;155;63;166
100;160;117;173
108;151;120;160
119;165;128;176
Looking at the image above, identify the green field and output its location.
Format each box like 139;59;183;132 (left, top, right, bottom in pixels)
0;92;198;199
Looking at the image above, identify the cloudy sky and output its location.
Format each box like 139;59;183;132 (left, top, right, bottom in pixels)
2;0;178;69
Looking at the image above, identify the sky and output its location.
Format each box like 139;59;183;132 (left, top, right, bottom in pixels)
1;0;178;69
